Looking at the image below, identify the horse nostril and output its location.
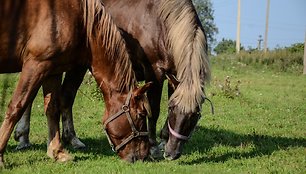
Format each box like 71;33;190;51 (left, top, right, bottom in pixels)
163;151;181;160
163;152;170;159
173;152;181;160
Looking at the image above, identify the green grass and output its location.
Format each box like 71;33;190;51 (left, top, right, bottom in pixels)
215;50;304;74
0;59;305;173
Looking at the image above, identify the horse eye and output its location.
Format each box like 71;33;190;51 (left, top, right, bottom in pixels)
137;112;146;119
135;95;141;100
168;106;174;112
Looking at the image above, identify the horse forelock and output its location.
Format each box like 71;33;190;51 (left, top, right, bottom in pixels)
158;0;211;113
82;0;135;92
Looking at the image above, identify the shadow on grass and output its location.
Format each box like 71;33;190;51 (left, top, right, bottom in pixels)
2;136;116;169
6;136;116;161
5;126;306;165
67;137;116;161
180;126;306;165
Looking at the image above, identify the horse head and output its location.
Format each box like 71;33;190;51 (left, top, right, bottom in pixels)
160;74;202;160
103;82;152;162
156;0;211;160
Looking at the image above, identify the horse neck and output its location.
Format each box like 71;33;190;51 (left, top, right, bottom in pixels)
83;0;136;97
90;45;136;93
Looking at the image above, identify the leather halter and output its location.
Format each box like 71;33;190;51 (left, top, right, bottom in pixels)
168;121;190;141
103;91;149;152
167;97;214;141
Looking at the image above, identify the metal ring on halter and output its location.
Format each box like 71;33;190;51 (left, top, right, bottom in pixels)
103;90;149;152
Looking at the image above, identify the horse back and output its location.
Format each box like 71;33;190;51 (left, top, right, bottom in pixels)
0;0;85;73
103;0;169;80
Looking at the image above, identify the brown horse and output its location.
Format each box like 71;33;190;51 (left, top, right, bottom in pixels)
14;0;211;160
100;0;211;161
0;0;152;166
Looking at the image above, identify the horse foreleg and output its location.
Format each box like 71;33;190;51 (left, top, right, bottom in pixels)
0;61;44;166
14;102;32;150
158;81;175;152
60;67;87;149
42;75;73;162
147;81;163;159
160;81;175;140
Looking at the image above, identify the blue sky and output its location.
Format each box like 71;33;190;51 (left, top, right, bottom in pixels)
212;0;306;49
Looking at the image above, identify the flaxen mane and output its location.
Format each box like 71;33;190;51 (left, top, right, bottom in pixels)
82;0;135;92
159;0;211;113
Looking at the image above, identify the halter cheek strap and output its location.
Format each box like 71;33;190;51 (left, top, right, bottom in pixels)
103;91;149;152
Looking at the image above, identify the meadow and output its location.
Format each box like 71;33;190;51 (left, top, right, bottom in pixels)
0;57;305;173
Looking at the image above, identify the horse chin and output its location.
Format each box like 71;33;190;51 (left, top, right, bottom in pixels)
163;139;183;160
163;149;181;161
118;142;150;163
120;152;147;163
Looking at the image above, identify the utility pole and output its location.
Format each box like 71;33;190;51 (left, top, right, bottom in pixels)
264;0;270;53
236;0;241;54
303;30;306;75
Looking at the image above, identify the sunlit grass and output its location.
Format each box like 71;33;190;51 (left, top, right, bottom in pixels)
0;58;305;173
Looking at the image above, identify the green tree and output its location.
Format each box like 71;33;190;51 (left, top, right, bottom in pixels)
214;38;244;55
192;0;218;49
286;43;304;53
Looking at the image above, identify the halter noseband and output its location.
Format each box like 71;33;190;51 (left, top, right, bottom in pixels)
103;91;149;152
168;97;214;141
168;121;190;141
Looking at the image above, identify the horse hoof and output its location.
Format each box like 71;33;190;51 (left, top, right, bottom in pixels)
47;148;74;162
70;137;86;149
15;142;32;150
56;151;74;162
149;145;163;160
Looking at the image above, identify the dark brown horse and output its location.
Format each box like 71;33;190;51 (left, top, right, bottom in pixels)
0;0;152;166
14;0;211;160
103;0;211;160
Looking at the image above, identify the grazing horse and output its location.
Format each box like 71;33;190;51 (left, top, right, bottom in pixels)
0;0;152;166
14;0;211;160
104;0;211;160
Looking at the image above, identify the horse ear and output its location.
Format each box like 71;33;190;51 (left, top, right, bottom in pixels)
134;82;153;97
166;74;180;90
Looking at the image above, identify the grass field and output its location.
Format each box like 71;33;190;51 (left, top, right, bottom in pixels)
0;58;305;173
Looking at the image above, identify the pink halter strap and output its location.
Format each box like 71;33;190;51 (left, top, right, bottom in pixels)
167;121;190;141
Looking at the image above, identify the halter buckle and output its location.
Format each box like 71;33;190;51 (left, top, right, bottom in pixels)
121;104;129;112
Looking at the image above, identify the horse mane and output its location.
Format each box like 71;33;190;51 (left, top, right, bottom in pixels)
82;0;135;92
158;0;211;113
